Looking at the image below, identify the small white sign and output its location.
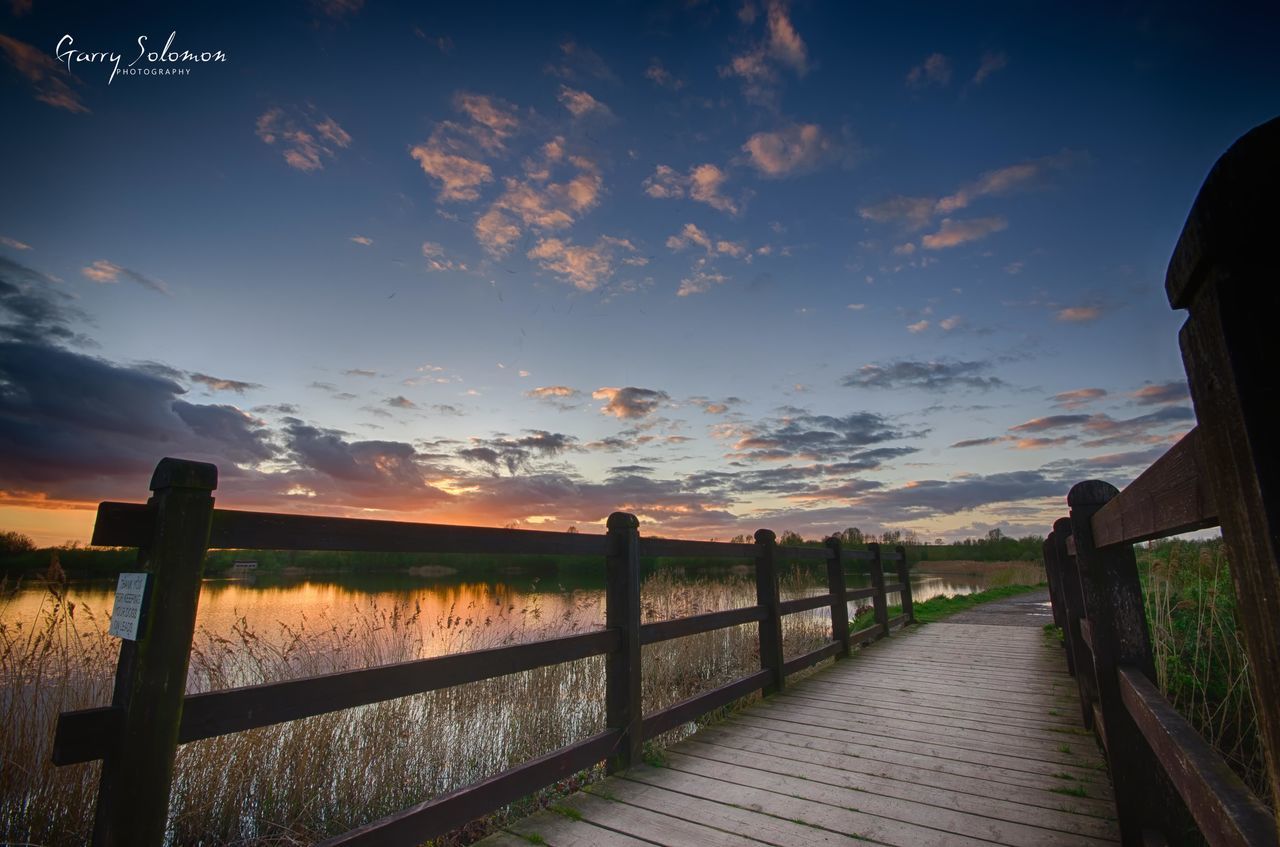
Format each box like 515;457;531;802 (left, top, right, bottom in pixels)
108;572;149;640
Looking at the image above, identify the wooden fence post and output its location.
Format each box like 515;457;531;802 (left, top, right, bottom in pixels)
1042;534;1066;634
824;536;850;657
867;542;889;637
1166;115;1280;821
92;458;216;847
894;546;914;624
754;529;785;694
1051;518;1096;726
1069;481;1162;844
605;511;641;773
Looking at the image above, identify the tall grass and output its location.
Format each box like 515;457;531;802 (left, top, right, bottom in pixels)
1;566;831;845
1138;540;1269;805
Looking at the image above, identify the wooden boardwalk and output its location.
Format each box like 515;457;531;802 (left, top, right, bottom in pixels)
478;592;1119;847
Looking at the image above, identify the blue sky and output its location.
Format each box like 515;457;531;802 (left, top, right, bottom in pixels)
2;1;1277;545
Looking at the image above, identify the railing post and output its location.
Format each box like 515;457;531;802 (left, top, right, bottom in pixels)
1069;482;1162;845
1051;518;1096;726
867;542;889;637
605;511;641;774
1042;533;1066;635
754;529;784;694
824;536;850;657
1167;115;1280;821
894;545;914;624
92;458;216;847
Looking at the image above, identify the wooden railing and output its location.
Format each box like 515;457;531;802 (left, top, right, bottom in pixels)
52;459;914;847
1043;116;1280;846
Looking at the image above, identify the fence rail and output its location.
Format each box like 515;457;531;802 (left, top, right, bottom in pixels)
1043;116;1280;845
55;463;914;847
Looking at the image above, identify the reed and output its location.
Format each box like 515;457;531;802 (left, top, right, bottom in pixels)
0;566;832;845
1137;539;1268;805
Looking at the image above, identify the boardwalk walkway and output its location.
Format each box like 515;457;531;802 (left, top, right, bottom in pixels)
478;591;1119;847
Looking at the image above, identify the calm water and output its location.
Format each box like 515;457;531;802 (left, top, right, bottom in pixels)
1;565;1039;660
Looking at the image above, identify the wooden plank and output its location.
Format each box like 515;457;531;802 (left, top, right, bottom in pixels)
641;669;771;740
559;789;770;847
638;537;756;559
694;724;1117;813
1080;618;1093;653
317;730;619;847
210;506;607;556
639;604;764;645
622;763;997;847
504;810;653;847
586;776;869;846
1119;667;1276;847
792;680;1086;731
1090;428;1218;548
677;738;1120;840
56;629;619;765
91;501;153;546
845;585;877;600
661;749;1118;847
778;592;834;616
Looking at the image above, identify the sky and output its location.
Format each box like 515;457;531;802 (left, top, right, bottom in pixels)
1;1;1277;547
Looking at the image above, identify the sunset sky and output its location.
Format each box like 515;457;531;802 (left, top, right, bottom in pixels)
2;1;1277;546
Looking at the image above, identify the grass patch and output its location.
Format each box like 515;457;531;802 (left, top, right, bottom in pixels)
549;804;583;821
852;582;1046;628
1050;785;1089;798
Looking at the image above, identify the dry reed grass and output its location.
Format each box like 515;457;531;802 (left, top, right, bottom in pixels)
1;566;831;845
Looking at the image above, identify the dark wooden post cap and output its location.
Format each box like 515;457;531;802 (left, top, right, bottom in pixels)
1053;516;1073;537
754;529;776;544
606;512;638;531
1166;116;1280;309
150;458;218;492
1067;480;1119;509
824;535;840;550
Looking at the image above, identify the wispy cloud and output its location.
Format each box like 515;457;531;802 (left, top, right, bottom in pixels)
644;59;684;90
843;358;1007;391
256;106;352;172
349;235;373;246
557;85;612;119
526;235;639;291
1056;305;1103;323
1052;388;1107;410
921;216;1008;249
81;260;169;294
0;34;89;113
190;372;263;394
907;53;951;88
593;386;669;419
643;163;740;214
972;51;1008;85
1130;381;1190;406
741;123;839;177
1;236;32;251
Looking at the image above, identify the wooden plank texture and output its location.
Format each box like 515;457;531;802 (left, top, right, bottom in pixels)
494;619;1120;846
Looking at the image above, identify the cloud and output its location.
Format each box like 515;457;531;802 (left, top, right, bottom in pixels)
972;51;1008;85
729;410;913;463
643;164;739;214
1052;388;1107;410
1056;305;1102;323
344;369;377;377
314;0;364;19
665;223;713;252
421;241;468;272
526;385;582;410
858;196;936;231
1009;414;1092;433
545;39;615;83
939;315;963;331
1;259;88;345
475;154;603;256
907;53;952;88
741;124;838;177
1131;381;1190;406
676;265;729;297
721;0;809;104
459;430;579;475
843;359;1007;391
80;260;169;294
0;34;89;113
950;436;1006;448
408;93;521;203
350;235;373;246
189;372;263;394
645;59;684;90
1;236;32;251
1003;406;1195;448
256;106;352;172
557;85;611;119
593;387;670;419
921;216;1007;249
526;235;637;291
386;395;418;410
906;320;930;334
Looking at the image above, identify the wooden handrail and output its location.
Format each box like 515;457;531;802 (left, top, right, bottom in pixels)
62;461;914;847
1090;427;1219;549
